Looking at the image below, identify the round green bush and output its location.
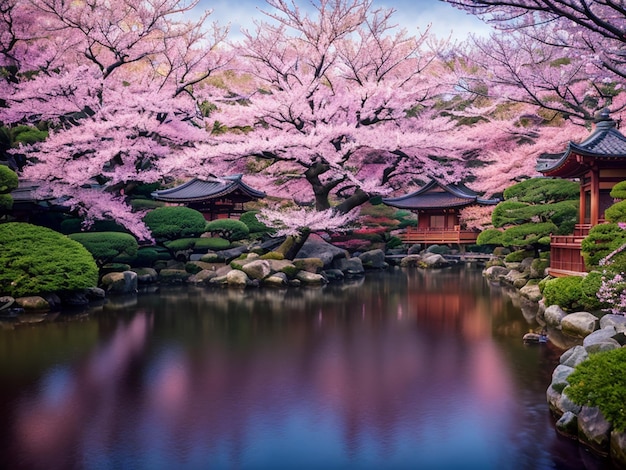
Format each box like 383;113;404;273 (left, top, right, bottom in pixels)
604;200;626;223
491;201;529;228
0;193;13;211
205;218;250;242
164;238;198;251
239;211;273;234
541;275;584;311
505;249;535;263
68;232;138;267
0;165;18;193
610;180;626;200
194;237;230;250
477;228;504;246
143;206;207;241
567;347;626;432
0;223;98;297
579;271;607;311
581;223;626;268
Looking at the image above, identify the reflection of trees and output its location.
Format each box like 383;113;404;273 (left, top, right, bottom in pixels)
1;268;550;468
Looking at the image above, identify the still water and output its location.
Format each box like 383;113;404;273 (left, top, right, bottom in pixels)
0;267;608;470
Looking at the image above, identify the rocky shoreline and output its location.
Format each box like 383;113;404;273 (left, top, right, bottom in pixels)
483;259;626;469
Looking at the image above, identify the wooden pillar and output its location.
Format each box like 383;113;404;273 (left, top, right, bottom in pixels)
590;168;599;225
579;185;586;225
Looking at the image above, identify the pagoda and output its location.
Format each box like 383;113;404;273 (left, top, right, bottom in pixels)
151;174;265;220
382;178;499;246
537;109;626;275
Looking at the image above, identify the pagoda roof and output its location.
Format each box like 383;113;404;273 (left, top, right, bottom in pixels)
151;174;265;203
382;178;499;210
537;109;626;178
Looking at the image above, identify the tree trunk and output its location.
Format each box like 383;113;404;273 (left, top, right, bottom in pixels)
275;229;311;260
335;188;370;214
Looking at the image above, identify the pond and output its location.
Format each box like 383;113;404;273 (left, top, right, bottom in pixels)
0;266;610;470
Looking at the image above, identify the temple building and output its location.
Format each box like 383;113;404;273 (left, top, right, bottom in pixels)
382;178;499;247
537;109;626;276
151;174;265;220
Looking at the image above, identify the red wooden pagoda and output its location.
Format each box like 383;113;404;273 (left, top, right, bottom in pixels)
151;174;265;221
537;109;626;276
382;178;499;247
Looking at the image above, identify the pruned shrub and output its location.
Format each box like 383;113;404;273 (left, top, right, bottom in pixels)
205;219;250;242
581;223;626;268
604;200;626;223
541;276;584;311
500;222;556;248
503;178;579;204
239;211;274;235
477;228;503;246
0;223;98;297
195;237;230;251
68;232;138;267
610;180;626;200
580;271;608;311
505;249;534;263
60;218;129;234
143;206;207;241
0;165;18;193
567;348;626;432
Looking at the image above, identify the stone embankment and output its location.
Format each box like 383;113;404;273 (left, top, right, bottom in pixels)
483;256;626;468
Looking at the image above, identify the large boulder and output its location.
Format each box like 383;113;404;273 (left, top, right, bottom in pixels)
15;296;50;311
544;305;568;328
583;326;617;349
333;257;365;276
132;267;158;284
263;272;289;288
293;258;324;274
519;283;542;302
578;406;612;457
611;431;626;469
556;411;579;438
400;254;423;268
213;245;249;263
187;269;217;285
358;249;388;270
295;234;348;267
600;314;626;333
561;311;599;338
559;345;589;368
295;271;327;285
158;269;190;284
241;259;272;280
482;265;509;282
420;253;450;268
101;271;138;294
226;269;250;288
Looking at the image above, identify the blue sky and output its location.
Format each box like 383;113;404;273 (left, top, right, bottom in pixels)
194;0;492;43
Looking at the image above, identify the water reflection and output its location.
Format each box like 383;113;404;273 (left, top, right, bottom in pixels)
0;267;605;469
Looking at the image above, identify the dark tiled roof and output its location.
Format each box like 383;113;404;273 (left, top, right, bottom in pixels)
537;110;626;176
151;175;265;202
382;179;499;210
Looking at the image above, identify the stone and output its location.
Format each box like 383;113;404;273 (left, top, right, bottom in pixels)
157;269;190;285
560;346;589;368
544;305;568;328
295;234;348;267
267;259;297;274
263;272;289;288
214;245;249;263
0;296;15;311
600;314;626;333
519;283;542;302
358;249;388;269
610;431;626;470
101;271;138;293
559;387;582;415
333;257;365;276
226;269;250;288
550;364;575;393
504;269;528;286
86;287;106;300
132;267;158;284
60;290;89;306
583;326;617;348
295;271;327;285
293;257;324;274
546;385;562;416
420;253;450;268
561;311;599;338
400;254;423;268
407;244;422;255
578;406;611;457
556;411;578;439
15;296;50;311
241;259;272;280
585;339;621;354
322;269;345;282
482;265;509;281
187;269;217;285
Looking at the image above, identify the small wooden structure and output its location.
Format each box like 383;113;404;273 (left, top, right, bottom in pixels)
537;109;626;276
151;174;265;220
382;178;499;247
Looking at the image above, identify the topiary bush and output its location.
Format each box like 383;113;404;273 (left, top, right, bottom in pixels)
0;165;18;193
609;180;626;200
239;211;274;235
143;206;207;241
579;271;608;311
604;200;626;223
60;217;129;234
205;218;250;242
503;178;580;204
194;237;230;251
581;223;626;268
567;347;626;432
68;232;138;267
477;228;504;246
505;249;535;263
541;275;584;311
500;222;557;249
0;223;98;297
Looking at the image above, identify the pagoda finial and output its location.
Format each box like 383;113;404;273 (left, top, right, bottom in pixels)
595;108;616;130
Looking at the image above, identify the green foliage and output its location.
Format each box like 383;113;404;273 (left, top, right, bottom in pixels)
581;223;626;268
609;180;626;200
0;193;13;211
194;237;230;250
500;222;557;248
60;218;129;234
385;236;403;250
492;201;528;228
505;249;535;263
580;271;608;311
604;200;626;223
567;348;626;432
503;178;579;204
205;218;250;241
477;228;504;246
0;165;18;193
143;206;207;241
114;247;166;267
541;276;584;311
164;238;197;251
0;223;98;297
239;211;270;234
68;232;138;267
11;125;48;145
394;210;418;229
129;198;164;211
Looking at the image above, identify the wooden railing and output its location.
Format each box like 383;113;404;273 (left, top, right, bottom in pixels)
401;227;479;245
548;224;590;277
